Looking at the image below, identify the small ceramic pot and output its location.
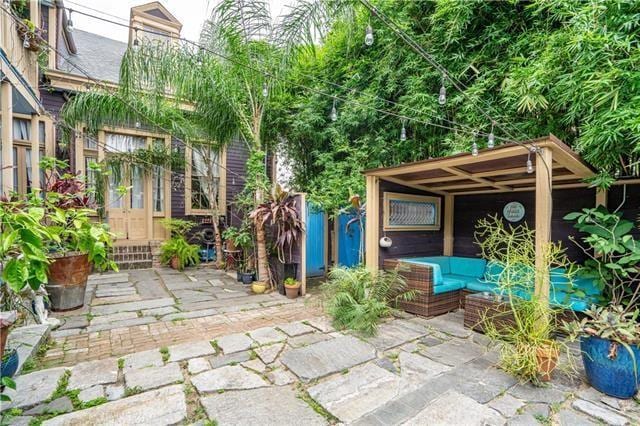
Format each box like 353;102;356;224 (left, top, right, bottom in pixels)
252;281;267;294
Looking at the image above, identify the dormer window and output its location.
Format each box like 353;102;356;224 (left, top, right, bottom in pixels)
129;2;182;49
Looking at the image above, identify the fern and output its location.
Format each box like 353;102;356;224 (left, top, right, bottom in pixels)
159;237;200;271
322;266;418;336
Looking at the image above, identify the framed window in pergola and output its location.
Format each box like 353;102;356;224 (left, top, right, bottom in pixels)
383;192;441;231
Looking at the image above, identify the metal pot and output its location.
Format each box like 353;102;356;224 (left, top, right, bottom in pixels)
46;253;91;311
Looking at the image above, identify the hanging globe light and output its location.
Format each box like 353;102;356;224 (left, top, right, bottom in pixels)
364;24;374;46
438;83;446;105
400;121;407;141
330;99;338;122
262;82;269;98
487;121;495;148
23;33;30;49
67;10;75;32
526;157;534;174
471;141;479;157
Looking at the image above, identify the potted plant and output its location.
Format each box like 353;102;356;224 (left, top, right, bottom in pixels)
16;19;44;52
284;277;301;299
564;206;640;398
222;226;240;252
160;237;201;271
252;281;267;294
475;215;573;384
40;158;117;311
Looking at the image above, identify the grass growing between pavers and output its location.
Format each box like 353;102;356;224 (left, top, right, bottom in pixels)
123;386;143;397
180;362;210;425
160;347;170;363
295;383;338;424
21;337;58;374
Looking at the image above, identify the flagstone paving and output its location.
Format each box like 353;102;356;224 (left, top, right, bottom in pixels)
4;278;640;425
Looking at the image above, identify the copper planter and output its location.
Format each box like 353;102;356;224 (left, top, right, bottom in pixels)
46;253;91;311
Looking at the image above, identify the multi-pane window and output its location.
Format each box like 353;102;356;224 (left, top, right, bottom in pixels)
190;145;220;212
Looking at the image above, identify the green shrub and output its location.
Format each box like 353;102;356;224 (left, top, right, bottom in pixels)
159;237;200;271
322;266;417;336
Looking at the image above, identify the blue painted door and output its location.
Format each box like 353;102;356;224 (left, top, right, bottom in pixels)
305;202;326;277
337;213;363;267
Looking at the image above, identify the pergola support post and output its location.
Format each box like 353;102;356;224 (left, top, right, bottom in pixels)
534;148;553;304
443;194;454;256
365;175;380;272
595;189;607;207
1;82;13;196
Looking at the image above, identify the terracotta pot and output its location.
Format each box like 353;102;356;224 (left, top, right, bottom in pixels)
46;253;91;311
170;256;181;270
0;311;17;358
226;240;236;252
252;281;267;294
284;283;301;299
536;344;559;382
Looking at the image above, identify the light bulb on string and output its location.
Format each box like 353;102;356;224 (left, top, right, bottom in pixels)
364;23;374;46
438;75;446;105
330;98;338;122
135;121;141;129
3;0;10;9
262;82;269;98
471;131;479;156
526;151;534;174
23;33;30;49
132;30;140;51
400;121;407;142
487;121;495;149
67;10;74;32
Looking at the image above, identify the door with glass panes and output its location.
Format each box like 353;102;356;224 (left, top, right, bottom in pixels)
105;133;149;240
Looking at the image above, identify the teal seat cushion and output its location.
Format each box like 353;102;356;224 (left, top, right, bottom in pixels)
433;281;464;294
482;261;505;284
575;276;602;297
449;257;487;278
401;256;451;286
419;256;451;275
441;276;466;290
466;279;499;294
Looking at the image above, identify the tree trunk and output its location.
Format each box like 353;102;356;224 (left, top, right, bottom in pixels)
212;216;224;269
255;213;270;286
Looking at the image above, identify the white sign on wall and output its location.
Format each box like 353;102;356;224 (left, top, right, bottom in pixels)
503;202;526;222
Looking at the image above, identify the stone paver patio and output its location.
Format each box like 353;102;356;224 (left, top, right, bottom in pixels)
41;268;320;366
3;299;639;425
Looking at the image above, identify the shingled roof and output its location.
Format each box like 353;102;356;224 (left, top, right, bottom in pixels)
58;30;127;83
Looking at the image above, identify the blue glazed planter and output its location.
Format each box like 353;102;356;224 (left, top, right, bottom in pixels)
1;349;19;378
581;335;640;399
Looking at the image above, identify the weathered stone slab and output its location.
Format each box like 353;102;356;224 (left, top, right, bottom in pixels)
78;385;105;403
448;358;518;404
287;332;332;348
282;335;376;382
68;358;118;390
557;408;597;425
267;368;297;386
305;317;335;333
509;383;566;404
242;359;267;373
398;352;451;388
105;385;125;401
88;273;129;284
86;317;156;333
90;311;138;325
168;340;216;362
420;339;484;367
141;306;178;316
135;279;171;299
248;326;287;345
92;294;142;305
488;394;525;417
364;320;427;351
188;357;211;375
57;315;89;330
191;365;269;393
403;390;504;426
200;386;325;425
42;384;187;426
5;323;51;375
91;297;174;315
24;397;73;415
572;399;629;426
95;287;136;297
419;313;473;339
162;309;218;321
209;351;251;369
123;349;163;371
277;321;316;337
309;363;402;423
255;343;284;364
217;333;253;354
125;362;183;391
4;368;68;409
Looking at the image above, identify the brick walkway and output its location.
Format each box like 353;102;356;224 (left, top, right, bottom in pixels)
42;267;323;367
44;302;322;367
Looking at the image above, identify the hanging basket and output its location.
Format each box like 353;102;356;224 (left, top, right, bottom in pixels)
16;22;43;52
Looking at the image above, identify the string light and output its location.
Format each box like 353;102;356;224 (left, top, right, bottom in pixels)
262;82;268;98
132;29;140;51
23;33;30;49
67;10;74;32
330;98;338;122
438;75;446;105
487;121;495;149
471;131;479;156
400;120;407;141
364;23;374;46
134;121;141;128
2;0;10;9
526;148;535;173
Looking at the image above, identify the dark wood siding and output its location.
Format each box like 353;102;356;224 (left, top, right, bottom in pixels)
453;188;596;262
610;183;640;239
377;180;445;268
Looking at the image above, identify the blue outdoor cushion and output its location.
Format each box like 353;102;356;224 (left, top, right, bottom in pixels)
466;279;499;294
419;256;451;275
482;261;505;283
434;278;465;294
575;276;602;297
449;257;487;278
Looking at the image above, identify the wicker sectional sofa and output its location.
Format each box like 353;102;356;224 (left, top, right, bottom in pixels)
384;256;601;318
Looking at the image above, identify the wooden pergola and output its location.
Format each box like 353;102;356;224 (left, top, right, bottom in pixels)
363;134;609;302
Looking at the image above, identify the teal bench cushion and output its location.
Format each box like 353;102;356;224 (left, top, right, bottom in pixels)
466;279;500;294
449;257;487;278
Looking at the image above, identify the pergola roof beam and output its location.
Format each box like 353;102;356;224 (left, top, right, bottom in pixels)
443;166;512;191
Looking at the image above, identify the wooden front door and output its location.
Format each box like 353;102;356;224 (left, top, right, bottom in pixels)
107;164;149;241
